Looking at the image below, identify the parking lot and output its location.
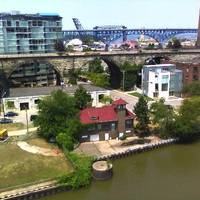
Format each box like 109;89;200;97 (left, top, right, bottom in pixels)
0;108;38;125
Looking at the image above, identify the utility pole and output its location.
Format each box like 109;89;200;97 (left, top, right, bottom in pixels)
24;106;29;134
1;91;6;118
122;70;125;91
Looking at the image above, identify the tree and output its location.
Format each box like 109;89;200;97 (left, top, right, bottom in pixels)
172;38;182;49
150;98;174;137
169;97;200;142
34;90;82;150
87;73;109;87
68;68;79;85
120;61;142;91
66;45;74;52
134;96;150;137
148;43;155;49
81;35;95;46
74;86;92;110
54;39;65;52
167;41;173;49
88;58;104;73
182;81;200;96
167;38;182;49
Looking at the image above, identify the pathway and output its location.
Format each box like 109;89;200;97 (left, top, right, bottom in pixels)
8;127;38;136
17;141;61;157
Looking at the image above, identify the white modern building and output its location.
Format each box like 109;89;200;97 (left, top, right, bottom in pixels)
3;84;110;111
142;64;182;99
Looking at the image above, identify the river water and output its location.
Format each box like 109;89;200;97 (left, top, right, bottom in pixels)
42;142;200;200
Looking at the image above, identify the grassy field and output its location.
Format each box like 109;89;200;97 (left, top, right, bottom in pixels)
0;123;34;131
0;138;73;191
129;92;153;101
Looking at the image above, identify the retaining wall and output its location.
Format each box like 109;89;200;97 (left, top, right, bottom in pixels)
0;184;70;200
96;138;178;161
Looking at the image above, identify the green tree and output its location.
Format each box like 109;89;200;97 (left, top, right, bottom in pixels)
81;35;95;46
134;96;150;137
148;43;155;49
54;39;65;52
182;81;200;96
172;38;182;49
74;86;92;110
120;61;142;91
167;41;173;48
68;68;79;85
150;98;174;137
88;58;104;73
170;97;200;141
66;45;74;52
87;73;109;87
167;38;182;49
34;90;81;150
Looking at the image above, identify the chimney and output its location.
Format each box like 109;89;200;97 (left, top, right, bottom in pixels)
196;9;200;47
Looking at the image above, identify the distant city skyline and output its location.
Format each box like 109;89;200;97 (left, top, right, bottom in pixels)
0;0;199;30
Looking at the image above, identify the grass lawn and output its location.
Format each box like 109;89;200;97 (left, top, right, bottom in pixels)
129;92;153;101
0;123;34;131
0;139;73;191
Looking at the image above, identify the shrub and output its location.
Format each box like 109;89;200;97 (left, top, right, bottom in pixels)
58;152;93;189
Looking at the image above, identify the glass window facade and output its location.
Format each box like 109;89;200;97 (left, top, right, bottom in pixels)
0;12;62;54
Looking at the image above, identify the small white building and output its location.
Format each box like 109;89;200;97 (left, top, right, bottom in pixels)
142;64;182;100
65;39;83;51
3;85;110;111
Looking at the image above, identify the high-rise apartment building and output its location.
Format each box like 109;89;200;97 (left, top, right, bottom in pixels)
0;12;62;54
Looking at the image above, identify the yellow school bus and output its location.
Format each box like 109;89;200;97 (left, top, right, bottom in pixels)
0;129;8;140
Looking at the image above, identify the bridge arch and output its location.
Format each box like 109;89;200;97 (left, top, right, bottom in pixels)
8;61;62;87
101;57;122;89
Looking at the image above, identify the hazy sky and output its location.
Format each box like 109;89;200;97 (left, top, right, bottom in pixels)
0;0;199;29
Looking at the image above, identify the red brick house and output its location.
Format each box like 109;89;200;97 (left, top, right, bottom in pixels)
79;98;135;142
162;59;200;86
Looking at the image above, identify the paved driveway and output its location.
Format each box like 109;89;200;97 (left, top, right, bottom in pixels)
110;90;138;111
110;90;183;110
74;136;160;157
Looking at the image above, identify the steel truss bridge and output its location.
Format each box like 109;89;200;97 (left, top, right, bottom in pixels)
63;28;197;44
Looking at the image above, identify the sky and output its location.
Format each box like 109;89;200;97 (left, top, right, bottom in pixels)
0;0;199;30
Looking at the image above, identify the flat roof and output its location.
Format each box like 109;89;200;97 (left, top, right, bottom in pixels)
6;84;108;98
144;64;175;68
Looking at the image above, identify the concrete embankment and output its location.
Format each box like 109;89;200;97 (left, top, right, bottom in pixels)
96;138;178;161
0;181;70;200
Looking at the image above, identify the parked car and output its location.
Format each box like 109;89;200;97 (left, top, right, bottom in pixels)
30;115;38;121
0;118;13;124
4;111;18;117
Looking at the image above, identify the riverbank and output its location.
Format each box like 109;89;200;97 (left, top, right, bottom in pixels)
0;136;177;200
0;138;72;192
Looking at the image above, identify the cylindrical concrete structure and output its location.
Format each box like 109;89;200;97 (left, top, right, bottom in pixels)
92;161;113;180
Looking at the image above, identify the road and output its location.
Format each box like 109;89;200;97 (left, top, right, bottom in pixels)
110;90;183;111
110;90;138;111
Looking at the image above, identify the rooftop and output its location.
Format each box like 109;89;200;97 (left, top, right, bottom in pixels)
80;101;134;124
5;84;108;98
144;64;175;68
0;12;62;20
113;98;127;105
